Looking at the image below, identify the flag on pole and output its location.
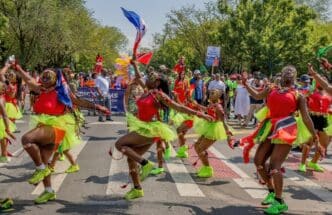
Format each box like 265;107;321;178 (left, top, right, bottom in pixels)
121;7;146;56
137;52;153;65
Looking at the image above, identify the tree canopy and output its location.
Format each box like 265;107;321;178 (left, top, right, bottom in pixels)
0;0;127;71
151;0;332;75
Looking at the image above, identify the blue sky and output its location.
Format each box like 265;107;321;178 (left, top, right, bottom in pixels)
85;0;214;50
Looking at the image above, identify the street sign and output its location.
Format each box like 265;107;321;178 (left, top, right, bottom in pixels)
205;46;221;66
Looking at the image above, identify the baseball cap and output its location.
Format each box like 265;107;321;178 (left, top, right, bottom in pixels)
194;70;201;75
300;74;310;83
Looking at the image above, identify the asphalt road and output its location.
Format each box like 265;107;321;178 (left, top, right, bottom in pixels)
0;113;331;215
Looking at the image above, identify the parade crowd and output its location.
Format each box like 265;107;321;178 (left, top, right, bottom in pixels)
0;55;331;215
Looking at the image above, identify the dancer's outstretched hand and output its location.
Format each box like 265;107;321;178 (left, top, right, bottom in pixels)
320;58;332;71
95;104;111;115
5;129;16;140
307;63;316;76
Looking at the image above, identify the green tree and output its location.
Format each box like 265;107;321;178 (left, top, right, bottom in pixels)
0;0;127;70
0;11;8;62
217;0;328;74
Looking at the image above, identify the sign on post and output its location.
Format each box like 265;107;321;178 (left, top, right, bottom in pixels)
205;46;221;67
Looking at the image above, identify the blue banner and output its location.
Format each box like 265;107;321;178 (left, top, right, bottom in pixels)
77;87;125;113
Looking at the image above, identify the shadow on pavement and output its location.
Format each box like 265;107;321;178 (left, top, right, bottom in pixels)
0;172;31;183
87;136;117;141
285;185;322;201
83;175;109;185
163;202;264;215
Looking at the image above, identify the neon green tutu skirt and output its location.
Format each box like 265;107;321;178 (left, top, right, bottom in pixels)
253;115;312;146
6;103;22;120
324;114;332;136
169;110;193;127
194;117;227;141
0;118;16;139
126;113;177;142
30;113;81;153
254;106;269;122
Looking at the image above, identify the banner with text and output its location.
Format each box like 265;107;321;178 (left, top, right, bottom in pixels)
205;46;221;67
77;87;125;113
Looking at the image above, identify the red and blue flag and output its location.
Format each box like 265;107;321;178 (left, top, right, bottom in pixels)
121;7;146;56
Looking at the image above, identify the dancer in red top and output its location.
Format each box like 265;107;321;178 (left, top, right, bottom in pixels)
10;63;108;204
114;59;212;200
173;56;186;74
193;89;233;178
238;66;321;214
299;83;332;172
0;64;21;162
94;53;104;74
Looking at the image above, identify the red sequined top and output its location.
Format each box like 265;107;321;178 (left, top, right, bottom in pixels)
307;90;331;114
4;84;17;105
206;103;223;120
33;89;66;115
173;79;188;104
266;89;297;119
136;91;160;122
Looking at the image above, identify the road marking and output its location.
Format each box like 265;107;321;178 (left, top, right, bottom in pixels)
0;147;24;167
106;147;130;196
285;169;332;202
15;120;25;124
209;146;267;199
166;146;205;197
32;138;89;195
89;121;126;125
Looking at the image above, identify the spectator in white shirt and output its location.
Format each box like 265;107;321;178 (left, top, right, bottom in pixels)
208;73;226;93
95;69;112;121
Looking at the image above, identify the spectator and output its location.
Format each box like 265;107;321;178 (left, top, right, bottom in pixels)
244;78;264;127
95;69;112;121
208;73;226;94
190;70;205;104
234;75;250;126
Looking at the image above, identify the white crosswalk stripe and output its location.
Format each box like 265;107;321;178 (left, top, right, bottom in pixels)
106;147;130;195
166;146;205;197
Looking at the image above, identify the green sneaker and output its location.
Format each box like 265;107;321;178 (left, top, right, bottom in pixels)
65;164;80;173
140;161;154;181
164;146;171;160
124;188;144;200
197;166;213;178
49;166;55;173
59;154;65;161
0;156;8;163
264;199;288;214
261;192;275;205
298;164;306;173
307;161;324;172
150;167;165;175
34;191;56;204
28;168;51;185
0;198;13;211
176;146;188;158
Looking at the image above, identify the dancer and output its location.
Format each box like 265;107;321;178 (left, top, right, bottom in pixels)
12;63;108;204
193;89;233;178
299;79;331;172
170;71;192;158
0;64;21;162
114;60;212;200
0;82;16;211
48;69;86;174
308;59;332;94
239;67;321;214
